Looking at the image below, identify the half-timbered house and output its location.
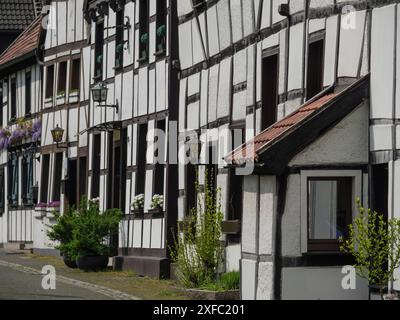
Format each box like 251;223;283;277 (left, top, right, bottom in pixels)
219;0;400;300
81;0;179;278
0;16;44;250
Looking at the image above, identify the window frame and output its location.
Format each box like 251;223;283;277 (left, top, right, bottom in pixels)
94;20;104;81
21;153;34;206
10;76;17;121
70;58;81;95
7;154;19;207
40;154;50;204
25;70;32;116
300;170;362;254
306;33;325;101
115;7;125;69
45;65;55;100
138;0;149;64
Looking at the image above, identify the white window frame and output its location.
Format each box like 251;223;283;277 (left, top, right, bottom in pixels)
300;170;362;253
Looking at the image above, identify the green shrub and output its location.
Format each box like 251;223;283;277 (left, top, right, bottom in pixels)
171;168;224;288
340;199;400;300
47;197;123;261
47;208;76;261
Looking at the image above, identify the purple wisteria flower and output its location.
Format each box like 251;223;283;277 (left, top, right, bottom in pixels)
31;120;41;142
36;202;47;208
48;201;60;208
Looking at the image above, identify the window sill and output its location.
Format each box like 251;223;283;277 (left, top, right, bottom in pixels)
137;56;148;65
154;50;166;58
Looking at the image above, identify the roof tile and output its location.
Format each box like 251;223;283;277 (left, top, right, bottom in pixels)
0;15;42;67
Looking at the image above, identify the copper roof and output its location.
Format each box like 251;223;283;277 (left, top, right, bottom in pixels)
0;15;42;67
226;92;338;165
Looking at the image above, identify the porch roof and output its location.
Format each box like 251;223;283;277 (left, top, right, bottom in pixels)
225;75;370;174
80;121;122;135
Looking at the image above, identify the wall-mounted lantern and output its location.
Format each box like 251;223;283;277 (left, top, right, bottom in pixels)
51;124;67;149
91;82;119;113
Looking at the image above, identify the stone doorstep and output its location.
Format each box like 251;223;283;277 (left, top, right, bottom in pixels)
113;255;170;279
3;243;33;253
185;288;240;300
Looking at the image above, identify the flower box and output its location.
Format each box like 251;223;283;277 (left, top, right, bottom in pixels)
148;207;164;218
131;208;144;219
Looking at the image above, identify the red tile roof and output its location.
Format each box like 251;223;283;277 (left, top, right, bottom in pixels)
226;92;338;165
0;15;42;67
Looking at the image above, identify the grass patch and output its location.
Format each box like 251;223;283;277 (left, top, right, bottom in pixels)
199;272;240;292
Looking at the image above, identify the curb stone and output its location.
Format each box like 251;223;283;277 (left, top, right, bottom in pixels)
0;259;141;300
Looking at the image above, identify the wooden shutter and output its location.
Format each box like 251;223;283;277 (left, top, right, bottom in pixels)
27;153;33;205
11;155;18;205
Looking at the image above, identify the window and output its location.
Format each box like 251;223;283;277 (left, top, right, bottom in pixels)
0;167;5;214
70;59;80;94
10;77;16;120
8;154;18;206
57;61;67;95
228;128;244;221
115;8;124;68
25;71;31;115
139;0;149;62
22;153;34;205
155;0;166;55
46;65;54;99
206;144;218;209
308;177;353;251
261;53;278;130
91;134;101;198
185;162;196;216
52;153;63;202
95;22;104;80
40;154;50;203
136;123;148;195
153;120;165;197
306;38;324;100
79;157;87;205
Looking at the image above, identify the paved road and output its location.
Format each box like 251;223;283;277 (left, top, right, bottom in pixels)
0;264;114;300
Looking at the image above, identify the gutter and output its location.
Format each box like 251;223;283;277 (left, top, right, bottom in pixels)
0;51;36;75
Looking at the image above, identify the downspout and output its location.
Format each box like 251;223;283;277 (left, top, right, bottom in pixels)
302;0;310;104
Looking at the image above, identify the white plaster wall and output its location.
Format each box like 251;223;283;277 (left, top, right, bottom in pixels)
371;4;396;120
242;176;259;254
258;176;277;256
282;267;369;300
289;102;369;166
281;174;302;257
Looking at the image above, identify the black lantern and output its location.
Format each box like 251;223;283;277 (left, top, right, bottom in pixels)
51;124;66;148
91;82;119;112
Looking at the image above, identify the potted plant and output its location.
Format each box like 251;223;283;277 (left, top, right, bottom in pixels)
156;25;166;54
115;43;124;68
47;210;78;268
131;194;144;218
139;33;148;61
149;194;164;217
69;197;122;271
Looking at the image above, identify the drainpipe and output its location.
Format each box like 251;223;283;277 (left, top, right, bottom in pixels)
302;0;310;104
